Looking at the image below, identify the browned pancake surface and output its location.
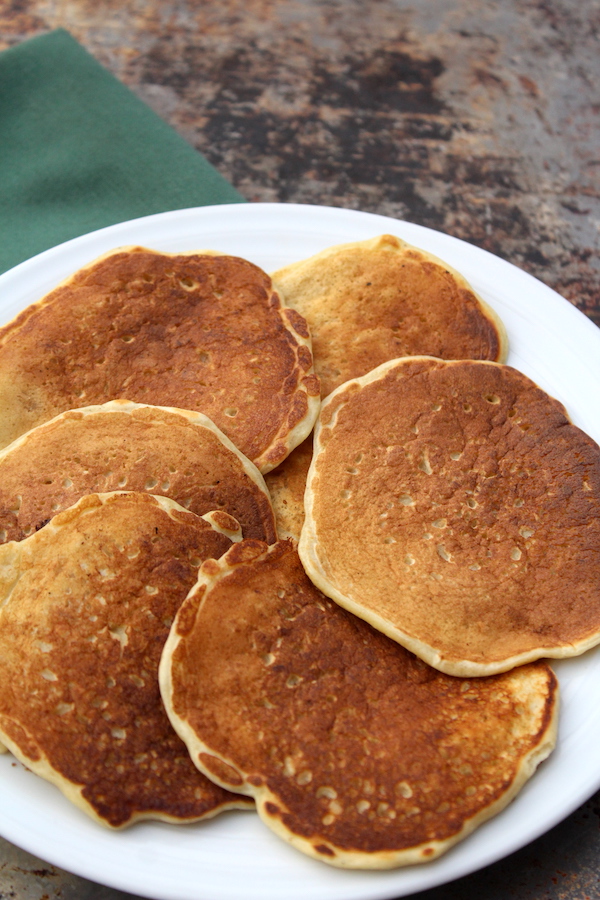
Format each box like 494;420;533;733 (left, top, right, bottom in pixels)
264;436;313;540
271;234;508;397
300;357;600;675
0;400;276;544
0;492;251;828
0;247;320;472
160;540;557;868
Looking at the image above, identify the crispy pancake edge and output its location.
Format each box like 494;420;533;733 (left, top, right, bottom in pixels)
0;727;253;830
299;356;600;676
159;541;272;801
159;539;558;868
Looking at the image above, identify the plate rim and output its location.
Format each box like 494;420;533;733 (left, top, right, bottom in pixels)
0;201;599;900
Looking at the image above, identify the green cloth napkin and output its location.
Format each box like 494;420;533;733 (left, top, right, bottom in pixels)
0;29;245;275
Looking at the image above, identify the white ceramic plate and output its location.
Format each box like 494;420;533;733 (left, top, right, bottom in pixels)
0;203;599;900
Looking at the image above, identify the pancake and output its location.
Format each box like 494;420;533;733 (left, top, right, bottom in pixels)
0;246;321;472
271;234;508;398
264;436;313;541
299;357;600;676
266;234;509;533
159;539;557;869
0;399;276;544
0;491;253;828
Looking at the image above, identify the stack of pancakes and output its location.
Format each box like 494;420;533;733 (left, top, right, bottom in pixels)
1;235;598;870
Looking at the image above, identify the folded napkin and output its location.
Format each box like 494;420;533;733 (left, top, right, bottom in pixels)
0;29;245;275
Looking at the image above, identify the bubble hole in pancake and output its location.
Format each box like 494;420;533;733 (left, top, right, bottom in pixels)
0;492;253;828
0;400;276;545
0;247;321;472
299;357;600;676
159;539;557;869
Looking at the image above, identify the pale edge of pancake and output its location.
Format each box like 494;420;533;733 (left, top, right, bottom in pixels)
298;355;600;677
0;398;275;516
271;234;509;365
0;491;249;823
0;247;321;474
159;541;558;868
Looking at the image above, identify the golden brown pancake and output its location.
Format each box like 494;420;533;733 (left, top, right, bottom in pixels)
271;234;508;397
0;246;321;472
264;436;313;540
300;357;600;676
0;492;253;828
0;399;276;544
266;234;509;532
160;539;557;869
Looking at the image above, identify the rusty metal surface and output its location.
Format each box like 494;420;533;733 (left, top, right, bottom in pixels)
0;1;599;898
1;0;597;326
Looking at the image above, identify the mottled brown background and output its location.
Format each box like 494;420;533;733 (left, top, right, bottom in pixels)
0;0;599;898
2;0;598;326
